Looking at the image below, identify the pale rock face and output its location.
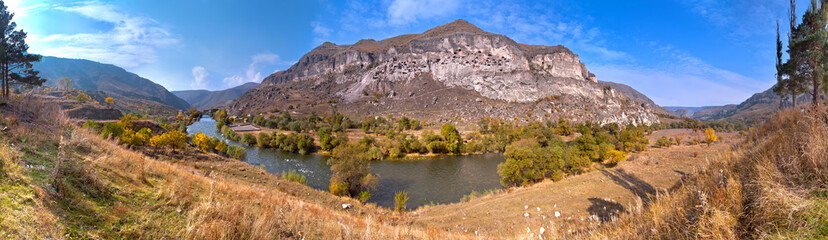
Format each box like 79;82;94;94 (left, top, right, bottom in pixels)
246;23;660;126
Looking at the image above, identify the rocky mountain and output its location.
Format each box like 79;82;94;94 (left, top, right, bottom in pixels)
173;82;258;110
33;56;190;110
231;19;660;126
690;85;808;123
598;81;670;115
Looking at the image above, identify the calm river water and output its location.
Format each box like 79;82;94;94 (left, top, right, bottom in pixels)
187;116;504;208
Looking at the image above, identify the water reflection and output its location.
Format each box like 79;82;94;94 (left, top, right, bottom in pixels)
188;116;504;208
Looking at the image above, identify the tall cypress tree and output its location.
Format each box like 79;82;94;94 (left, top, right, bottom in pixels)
0;1;43;99
775;19;788;108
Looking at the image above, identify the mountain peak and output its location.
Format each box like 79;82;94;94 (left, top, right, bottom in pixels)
421;19;488;38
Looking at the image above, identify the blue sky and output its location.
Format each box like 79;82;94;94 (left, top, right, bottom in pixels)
7;0;800;106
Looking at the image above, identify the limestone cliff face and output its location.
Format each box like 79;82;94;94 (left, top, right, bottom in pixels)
234;20;659;126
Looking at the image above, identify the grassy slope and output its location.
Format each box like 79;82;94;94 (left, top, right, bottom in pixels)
0;96;469;239
584;107;828;239
414;129;742;238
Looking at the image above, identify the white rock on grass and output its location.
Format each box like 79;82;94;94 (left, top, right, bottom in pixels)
524;213;530;217
554;211;561;218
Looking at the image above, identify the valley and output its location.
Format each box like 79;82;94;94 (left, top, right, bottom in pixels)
2;1;827;239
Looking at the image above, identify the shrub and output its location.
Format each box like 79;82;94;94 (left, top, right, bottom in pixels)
358;191;373;203
328;143;377;196
656;136;672;148
394;191;409;213
281;169;308;185
605;150;627;166
227;145;246;160
101;122;125;139
704;128;717;146
120;128;151;146
215;141;228;153
192;132;215;152
150;130;187;149
257;132;271;148
82;120;100;132
426;141;447;154
675;136;683;145
329;181;349;196
241;133;257;145
497;139;564;187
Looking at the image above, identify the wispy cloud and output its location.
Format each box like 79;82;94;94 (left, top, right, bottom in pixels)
191;66;208;90
590;45;768;106
386;0;463;25
29;2;177;68
223;53;281;88
311;21;332;45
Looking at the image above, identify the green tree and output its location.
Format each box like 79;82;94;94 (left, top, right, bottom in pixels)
0;1;44;98
497;139;564;187
328;143;377;196
440;123;462;154
785;0;828;106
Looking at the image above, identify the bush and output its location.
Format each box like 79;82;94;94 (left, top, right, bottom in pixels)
227;145;246;160
101;122;125;139
120;128;151;146
329;181;350;196
605;150;627;166
497;139;564;187
705;128;717;146
358;191;373;203
257;132;271;148
394;191;409;213
656;136;673;148
192;132;215;152
426;141;447;154
215;141;228;153
241;133;257;145
82;120;100;132
149;130;187;149
281;169;308;185
328;143;377;196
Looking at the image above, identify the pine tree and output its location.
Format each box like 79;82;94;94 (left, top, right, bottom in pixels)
788;0;828;106
0;1;43;98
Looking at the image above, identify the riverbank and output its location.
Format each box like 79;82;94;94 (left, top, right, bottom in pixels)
188;116;506;209
413;129;743;238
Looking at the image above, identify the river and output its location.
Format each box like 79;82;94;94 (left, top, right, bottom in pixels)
187;116;504;208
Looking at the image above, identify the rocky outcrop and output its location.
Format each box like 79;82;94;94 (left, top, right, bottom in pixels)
233;19;660;126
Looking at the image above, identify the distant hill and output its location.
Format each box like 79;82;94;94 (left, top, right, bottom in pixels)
689;85;809;123
662;106;714;118
33;56;190;110
172;82;258;110
598;81;670;115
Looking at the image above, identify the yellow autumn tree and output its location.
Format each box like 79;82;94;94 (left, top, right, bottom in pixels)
704;128;717;146
105;97;114;104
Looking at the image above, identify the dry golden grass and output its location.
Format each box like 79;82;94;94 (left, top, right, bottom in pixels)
582;106;828;239
1;95;472;239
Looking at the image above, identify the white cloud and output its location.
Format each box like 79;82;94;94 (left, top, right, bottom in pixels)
311;21;332;44
29;2;177;68
191;66;208;90
590;49;769;106
387;0;463;25
468;2;630;62
223;53;281;88
4;0;48;18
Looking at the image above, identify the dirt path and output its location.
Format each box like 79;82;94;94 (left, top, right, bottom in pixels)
412;129;741;238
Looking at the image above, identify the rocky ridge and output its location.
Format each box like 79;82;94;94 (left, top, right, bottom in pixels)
232;19;660;126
